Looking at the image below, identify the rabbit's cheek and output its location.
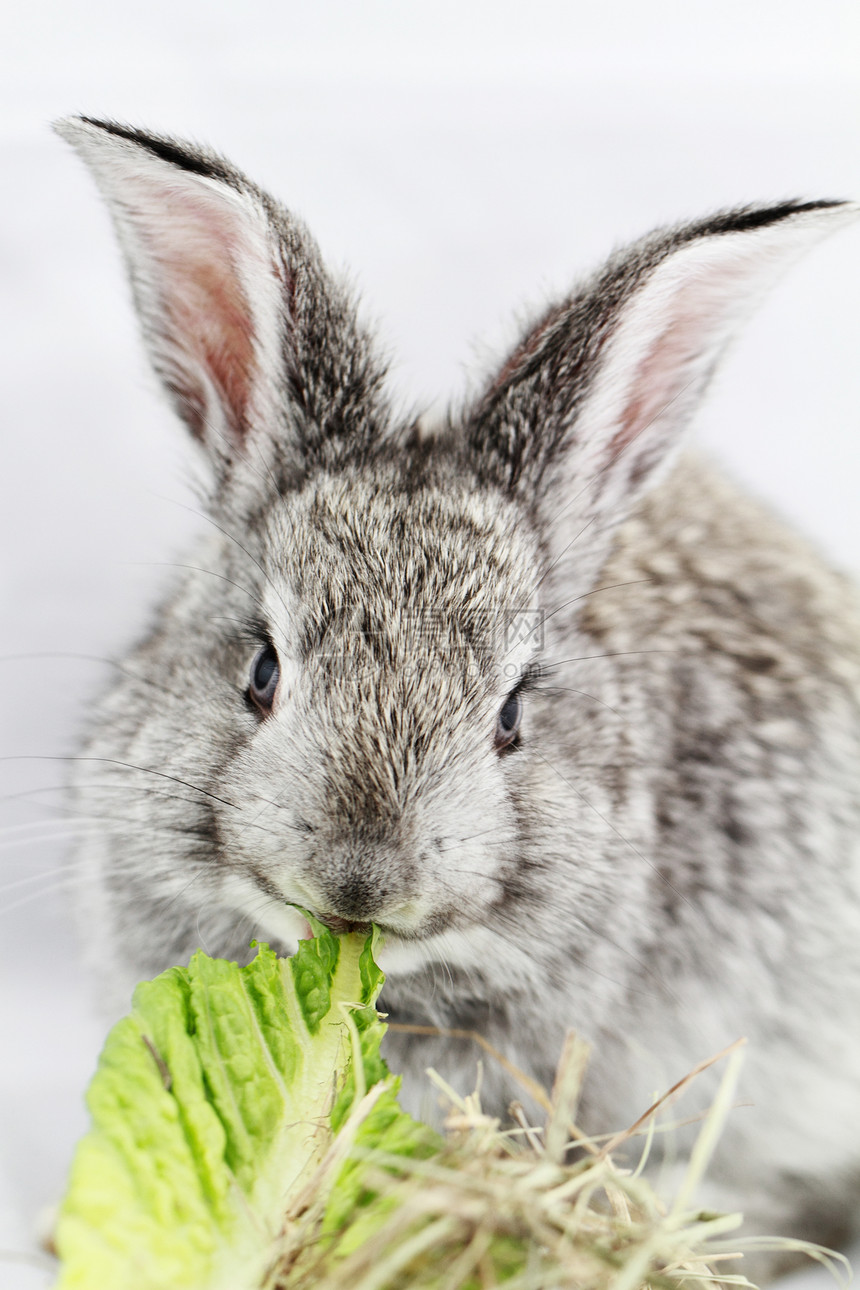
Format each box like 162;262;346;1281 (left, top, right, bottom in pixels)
215;870;309;955
377;921;543;996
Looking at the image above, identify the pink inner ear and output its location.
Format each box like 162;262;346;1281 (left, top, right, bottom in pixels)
608;319;690;465
147;190;259;445
605;278;724;476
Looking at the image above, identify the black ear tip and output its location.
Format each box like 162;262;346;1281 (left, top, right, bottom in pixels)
77;114;120;131
53;114;128;137
52;116;241;189
702;199;854;236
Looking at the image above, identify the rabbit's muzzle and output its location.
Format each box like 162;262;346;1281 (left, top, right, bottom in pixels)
294;840;425;933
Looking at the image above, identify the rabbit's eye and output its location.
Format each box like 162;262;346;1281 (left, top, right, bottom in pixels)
494;689;523;752
248;643;280;715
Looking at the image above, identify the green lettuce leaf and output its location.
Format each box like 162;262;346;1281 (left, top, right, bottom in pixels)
53;919;438;1290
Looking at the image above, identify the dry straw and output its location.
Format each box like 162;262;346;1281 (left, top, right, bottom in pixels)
267;1032;850;1290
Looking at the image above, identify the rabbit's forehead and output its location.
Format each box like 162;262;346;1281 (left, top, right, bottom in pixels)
264;471;540;641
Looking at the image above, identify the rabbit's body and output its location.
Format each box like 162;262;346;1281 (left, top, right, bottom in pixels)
383;452;860;1246
59;116;860;1270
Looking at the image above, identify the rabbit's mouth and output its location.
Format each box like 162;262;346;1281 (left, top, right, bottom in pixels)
219;871;443;956
309;914;372;938
308;913;435;943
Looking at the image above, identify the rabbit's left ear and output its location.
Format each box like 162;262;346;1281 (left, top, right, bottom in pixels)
465;200;858;575
54;117;393;491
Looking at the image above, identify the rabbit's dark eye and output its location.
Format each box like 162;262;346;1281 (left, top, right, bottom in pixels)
494;689;523;752
248;643;280;715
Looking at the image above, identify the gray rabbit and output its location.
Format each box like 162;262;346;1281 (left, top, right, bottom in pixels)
57;115;860;1275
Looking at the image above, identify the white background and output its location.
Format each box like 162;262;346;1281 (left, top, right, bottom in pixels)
1;3;859;1286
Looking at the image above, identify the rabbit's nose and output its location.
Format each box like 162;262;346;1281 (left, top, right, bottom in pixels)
321;870;386;922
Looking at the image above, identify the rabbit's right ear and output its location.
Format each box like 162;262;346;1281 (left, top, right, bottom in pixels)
464;200;859;588
55;117;392;491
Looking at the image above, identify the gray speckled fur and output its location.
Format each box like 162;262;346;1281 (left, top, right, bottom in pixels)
57;117;860;1275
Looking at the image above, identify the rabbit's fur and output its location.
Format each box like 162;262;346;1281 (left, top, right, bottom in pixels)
57;117;860;1272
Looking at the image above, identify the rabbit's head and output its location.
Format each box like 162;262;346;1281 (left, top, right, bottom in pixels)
57;118;857;993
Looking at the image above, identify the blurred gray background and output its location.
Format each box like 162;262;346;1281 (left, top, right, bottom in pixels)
1;2;859;1284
